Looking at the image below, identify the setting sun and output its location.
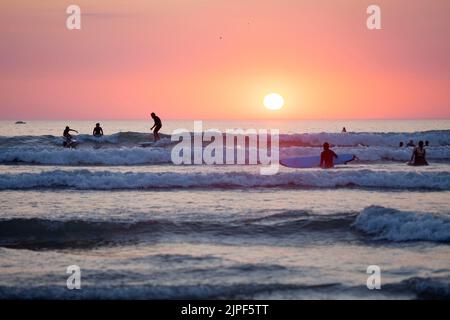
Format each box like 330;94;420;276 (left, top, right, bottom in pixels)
263;93;285;110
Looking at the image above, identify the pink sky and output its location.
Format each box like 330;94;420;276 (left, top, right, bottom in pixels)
0;0;449;120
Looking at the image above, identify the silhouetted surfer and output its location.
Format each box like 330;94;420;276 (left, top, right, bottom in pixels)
150;112;162;141
406;140;415;147
93;123;104;137
63;126;78;148
409;140;428;166
320;142;338;169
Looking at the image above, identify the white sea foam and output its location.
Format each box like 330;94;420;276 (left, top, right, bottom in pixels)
1;145;449;165
0;169;448;190
1;130;449;148
354;206;450;242
280;130;450;147
280;146;450;162
0;147;172;165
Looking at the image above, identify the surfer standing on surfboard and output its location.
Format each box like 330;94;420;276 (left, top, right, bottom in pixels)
150;112;162;142
320;142;338;169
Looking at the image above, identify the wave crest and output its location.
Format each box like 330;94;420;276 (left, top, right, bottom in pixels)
1;145;449;165
1;206;448;250
1;130;449;148
0;169;449;190
353;206;450;242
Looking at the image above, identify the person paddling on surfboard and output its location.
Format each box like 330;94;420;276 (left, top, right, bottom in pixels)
150;112;162;142
93;123;104;137
320;142;338;169
409;140;428;166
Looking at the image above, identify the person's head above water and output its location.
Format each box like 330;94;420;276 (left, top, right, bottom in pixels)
96;123;100;127
65;126;69;130
323;142;330;150
418;140;424;148
151;112;156;118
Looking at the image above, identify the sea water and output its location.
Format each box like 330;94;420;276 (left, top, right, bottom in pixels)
0;120;449;299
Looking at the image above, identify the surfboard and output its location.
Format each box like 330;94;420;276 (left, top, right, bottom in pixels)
63;140;78;149
280;154;356;168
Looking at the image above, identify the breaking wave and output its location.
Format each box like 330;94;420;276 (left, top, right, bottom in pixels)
0;147;172;165
0;206;448;250
0;130;449;148
353;206;450;242
0;145;449;165
0;169;448;190
279;130;450;147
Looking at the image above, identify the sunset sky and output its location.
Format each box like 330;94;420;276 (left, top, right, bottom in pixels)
0;0;449;120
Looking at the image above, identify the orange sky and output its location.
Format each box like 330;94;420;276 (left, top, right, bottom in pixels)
0;0;449;120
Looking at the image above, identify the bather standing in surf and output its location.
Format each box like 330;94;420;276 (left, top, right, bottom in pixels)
320;142;338;169
409;140;428;166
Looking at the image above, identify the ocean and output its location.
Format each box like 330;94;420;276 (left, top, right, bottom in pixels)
0;119;449;299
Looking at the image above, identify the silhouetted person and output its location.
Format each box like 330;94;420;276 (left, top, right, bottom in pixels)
320;142;338;169
425;140;429;147
150;112;162;141
406;140;415;147
341;127;347;133
63;126;78;147
409;140;428;166
399;142;404;148
93;123;103;137
63;126;78;140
